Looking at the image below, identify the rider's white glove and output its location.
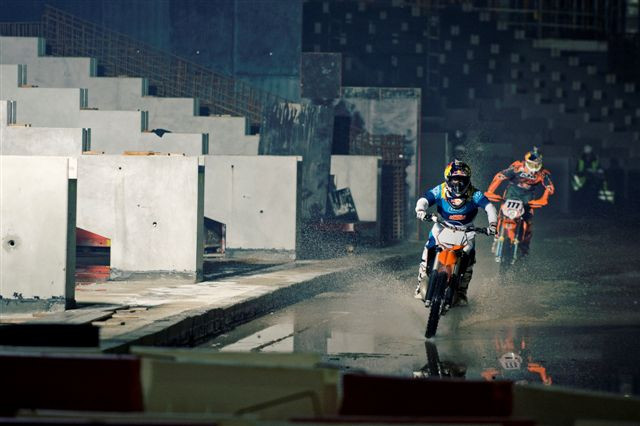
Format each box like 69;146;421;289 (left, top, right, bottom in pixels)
416;210;427;221
488;222;497;236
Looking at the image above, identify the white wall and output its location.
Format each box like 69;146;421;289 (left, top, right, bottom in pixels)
136;132;207;155
77;155;204;279
24;57;96;87
0;156;76;308
152;115;258;155
85;76;145;109
204;155;301;252
0;36;43;62
330;155;381;222
0;100;87;156
1;126;86;156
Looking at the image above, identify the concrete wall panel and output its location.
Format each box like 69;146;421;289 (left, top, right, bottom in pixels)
330;155;381;222
135;132;207;155
0;100;86;156
208;134;259;155
77;155;203;279
138;97;197;118
1;126;86;156
2;88;82;128
76;110;143;152
204;155;300;253
23;57;96;87
85;77;146;109
0;155;75;310
150;115;256;155
0;36;43;61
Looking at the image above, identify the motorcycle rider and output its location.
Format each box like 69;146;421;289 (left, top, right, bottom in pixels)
485;147;554;256
415;160;498;306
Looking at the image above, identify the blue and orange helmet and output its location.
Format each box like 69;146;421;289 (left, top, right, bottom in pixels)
444;160;472;203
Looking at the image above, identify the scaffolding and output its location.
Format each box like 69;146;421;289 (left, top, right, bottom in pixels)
0;5;288;129
349;130;409;242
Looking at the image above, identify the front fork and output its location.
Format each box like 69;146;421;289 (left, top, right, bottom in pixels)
426;250;461;311
495;219;522;265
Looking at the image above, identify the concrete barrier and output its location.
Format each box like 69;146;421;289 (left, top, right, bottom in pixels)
0;100;88;156
20;57;96;87
2;70;206;155
136;131;208;155
330;155;381;222
141;356;339;419
77;155;204;280
151;115;259;155
0;156;76;312
514;384;640;425
0;36;44;62
204;155;301;257
1;65;228;155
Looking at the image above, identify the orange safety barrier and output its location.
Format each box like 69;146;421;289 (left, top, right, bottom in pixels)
76;228;110;248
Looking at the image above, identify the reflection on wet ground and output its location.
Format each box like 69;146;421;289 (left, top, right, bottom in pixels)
203;281;640;398
202;218;640;398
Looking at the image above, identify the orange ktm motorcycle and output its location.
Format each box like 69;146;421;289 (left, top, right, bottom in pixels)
485;194;544;273
419;214;491;338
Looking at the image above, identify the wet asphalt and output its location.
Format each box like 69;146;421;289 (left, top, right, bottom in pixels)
201;215;640;397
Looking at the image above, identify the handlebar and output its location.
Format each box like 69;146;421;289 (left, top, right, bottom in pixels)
484;192;545;209
422;214;493;236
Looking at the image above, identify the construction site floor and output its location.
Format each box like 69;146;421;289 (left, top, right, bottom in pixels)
0;243;418;353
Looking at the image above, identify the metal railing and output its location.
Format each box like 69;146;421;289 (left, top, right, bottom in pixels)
0;21;43;37
0;6;289;128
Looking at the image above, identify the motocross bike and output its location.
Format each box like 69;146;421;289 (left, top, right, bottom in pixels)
418;214;491;338
485;195;543;273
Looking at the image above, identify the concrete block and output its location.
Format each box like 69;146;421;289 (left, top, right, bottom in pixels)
208;134;259;155
514;382;640;425
0;156;76;312
77;155;204;280
20;58;96;87
0;100;88;156
137;97;197;118
0;37;44;61
134;132;208;155
1;126;88;156
3;86;206;155
150;115;256;155
76;109;145;152
204;155;301;255
84;77;147;109
141;357;339;419
331;155;381;223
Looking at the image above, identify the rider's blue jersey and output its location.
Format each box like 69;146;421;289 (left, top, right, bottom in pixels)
423;183;490;225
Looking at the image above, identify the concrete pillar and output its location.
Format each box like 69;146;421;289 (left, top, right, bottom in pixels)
1;156;77;312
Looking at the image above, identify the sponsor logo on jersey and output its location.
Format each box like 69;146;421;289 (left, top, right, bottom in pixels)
519;171;536;180
449;214;466;221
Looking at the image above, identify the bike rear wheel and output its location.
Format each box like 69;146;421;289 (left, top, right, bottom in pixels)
425;272;448;338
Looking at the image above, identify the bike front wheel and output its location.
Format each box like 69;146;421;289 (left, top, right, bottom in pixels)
426;272;448;338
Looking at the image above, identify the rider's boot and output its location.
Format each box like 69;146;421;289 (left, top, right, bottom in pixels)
453;254;474;307
414;260;428;299
491;236;499;254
